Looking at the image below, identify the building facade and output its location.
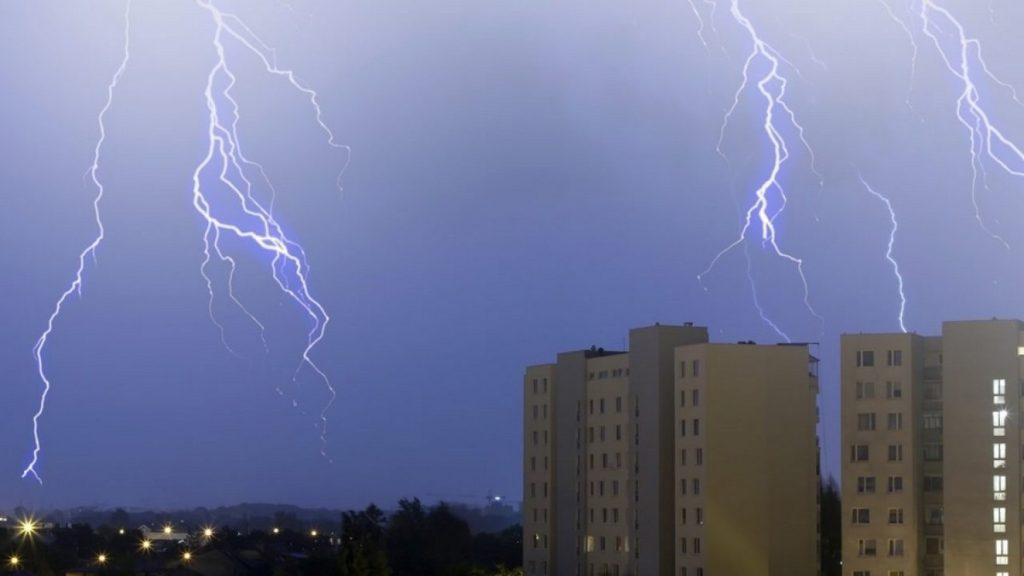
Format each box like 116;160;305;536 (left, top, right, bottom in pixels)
524;324;820;576
841;319;1024;576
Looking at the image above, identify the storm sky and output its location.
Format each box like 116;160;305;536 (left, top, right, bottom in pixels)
1;0;1023;509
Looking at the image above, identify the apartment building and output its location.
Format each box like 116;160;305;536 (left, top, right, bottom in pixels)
524;324;820;576
841;319;1024;576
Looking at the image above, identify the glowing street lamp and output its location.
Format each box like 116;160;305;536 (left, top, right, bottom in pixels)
118;528;125;536
310;529;318;537
140;539;153;552
163;525;173;535
18;519;37;538
96;554;108;565
272;527;280;535
7;556;19;568
182;551;192;562
202;527;214;539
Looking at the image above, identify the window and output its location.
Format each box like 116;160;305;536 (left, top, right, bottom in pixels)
858;539;877;557
887;444;903;462
693;538;701;554
887;349;902;367
994;506;1006;533
887;539;904;557
923;475;943;491
856;381;876;399
680;390;686;407
680;479;687;495
857;350;875;367
857;413;876;431
888;475;904;493
996;539;1009;565
994;475;1006;501
696;448;703;466
693;419;700;436
532;379;538;394
924;444;943;462
615;396;622;413
681;449;687;466
851;445;870;462
925;537;943;555
600;398;605;414
887;412;903;431
923;412;942;429
925;506;943;526
692;389;700;406
857;476;876;494
851;508;870;524
693;360;701;377
696;508;703;525
616;425;622;441
888;508;904;525
693;478;701;495
680;420;687;437
680;361;686;378
885;381;902;399
994;443;1006;468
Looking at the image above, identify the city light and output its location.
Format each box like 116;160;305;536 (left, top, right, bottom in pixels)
18;519;37;538
203;527;214;538
310;529;318;537
272;527;280;535
140;539;152;552
97;554;108;564
182;551;192;562
7;556;18;567
118;528;125;535
163;525;173;534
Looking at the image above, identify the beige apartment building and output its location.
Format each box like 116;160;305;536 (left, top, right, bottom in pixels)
842;319;1024;576
524;324;820;576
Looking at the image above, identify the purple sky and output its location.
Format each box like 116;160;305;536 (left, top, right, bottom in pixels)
2;0;1024;509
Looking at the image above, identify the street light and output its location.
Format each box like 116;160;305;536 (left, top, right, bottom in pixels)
310;529;318;537
140;539;152;552
96;554;108;565
202;527;214;538
182;551;192;562
272;527;280;535
163;525;173;535
118;528;125;536
7;556;18;568
18;519;37;538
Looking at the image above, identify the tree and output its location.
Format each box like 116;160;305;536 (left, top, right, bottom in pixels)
340;504;389;576
820;475;841;576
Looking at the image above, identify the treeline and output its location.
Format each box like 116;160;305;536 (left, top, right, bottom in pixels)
0;498;521;576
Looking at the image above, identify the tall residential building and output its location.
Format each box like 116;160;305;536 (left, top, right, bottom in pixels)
841;319;1024;576
523;324;820;576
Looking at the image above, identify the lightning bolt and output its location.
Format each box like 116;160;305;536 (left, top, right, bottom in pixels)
875;0;921;117
918;0;1024;248
194;0;347;457
697;0;823;342
23;0;134;483
859;176;907;333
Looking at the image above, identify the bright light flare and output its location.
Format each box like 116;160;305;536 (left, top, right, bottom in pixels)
18;519;38;538
96;554;108;564
139;539;152;552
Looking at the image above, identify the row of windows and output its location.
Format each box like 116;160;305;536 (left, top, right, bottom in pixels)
680;419;701;437
588;368;629;381
680;507;704;525
679;537;701;555
589;452;624;470
680;360;701;379
680;448;704;467
856;474;941;494
530;430;549;447
584;535;627;553
855;538;904;557
679;388;700;407
850;507;904;525
849;444;942;462
854;380;904;400
589;479;621;497
528;455;550;473
587;562;624;576
680;478;702;496
589;425;624;443
589;507;621;524
530;403;548;420
855;349;903;367
856;412;904;431
530;377;549;395
589;396;625;416
528;482;549;499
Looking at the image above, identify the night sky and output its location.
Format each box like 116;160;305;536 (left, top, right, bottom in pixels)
2;0;1023;509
